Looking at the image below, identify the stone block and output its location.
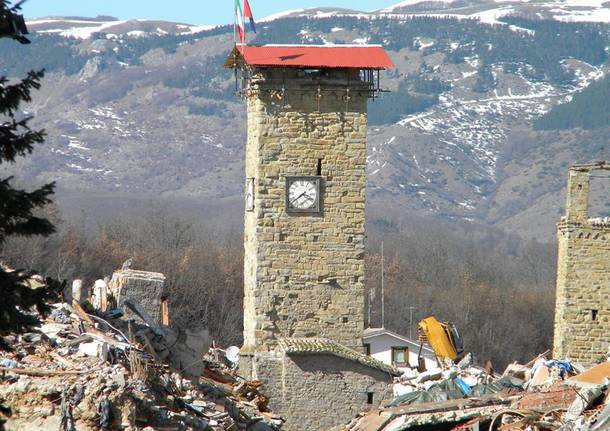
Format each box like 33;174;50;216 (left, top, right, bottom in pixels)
108;270;166;323
71;279;89;304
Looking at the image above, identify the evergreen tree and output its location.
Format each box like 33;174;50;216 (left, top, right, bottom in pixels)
0;0;61;347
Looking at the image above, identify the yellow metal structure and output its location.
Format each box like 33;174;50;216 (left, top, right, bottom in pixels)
418;316;458;361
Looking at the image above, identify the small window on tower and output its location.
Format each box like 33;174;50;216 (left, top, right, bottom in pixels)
367;392;374;404
245;178;255;211
591;309;599;321
317;159;322;176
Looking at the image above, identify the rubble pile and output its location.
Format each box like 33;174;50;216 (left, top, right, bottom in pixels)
346;350;610;431
0;274;283;431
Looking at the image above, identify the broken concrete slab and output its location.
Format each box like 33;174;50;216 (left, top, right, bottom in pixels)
529;362;552;388
567;361;610;387
564;384;606;422
78;341;109;361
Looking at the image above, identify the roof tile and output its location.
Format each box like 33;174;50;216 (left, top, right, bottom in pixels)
278;338;401;376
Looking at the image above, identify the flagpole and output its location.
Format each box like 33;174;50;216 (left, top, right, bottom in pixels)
233;1;237;93
243;0;247;46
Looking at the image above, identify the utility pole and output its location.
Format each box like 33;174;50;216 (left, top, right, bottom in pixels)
381;241;385;329
367;288;372;328
408;306;417;340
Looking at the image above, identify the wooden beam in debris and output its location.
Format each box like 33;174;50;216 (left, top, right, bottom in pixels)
0;367;99;377
382;393;520;416
124;300;163;336
72;300;95;325
161;297;170;326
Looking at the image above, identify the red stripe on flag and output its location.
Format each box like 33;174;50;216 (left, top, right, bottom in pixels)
244;0;254;19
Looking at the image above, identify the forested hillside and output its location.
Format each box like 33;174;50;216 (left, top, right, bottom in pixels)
535;74;610;130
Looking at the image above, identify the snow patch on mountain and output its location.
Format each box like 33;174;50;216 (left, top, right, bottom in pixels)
366;61;605;212
552;7;610;23
379;0;456;12
260;9;306;22
27;18;214;39
378;0;610;24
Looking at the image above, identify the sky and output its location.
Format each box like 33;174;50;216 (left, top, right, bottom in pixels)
21;0;401;25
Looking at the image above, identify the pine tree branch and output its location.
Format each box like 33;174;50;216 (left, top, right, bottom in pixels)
0;178;55;241
0;121;45;163
0;71;44;117
0;0;62;348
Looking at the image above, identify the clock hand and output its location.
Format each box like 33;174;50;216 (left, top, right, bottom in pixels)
290;191;308;205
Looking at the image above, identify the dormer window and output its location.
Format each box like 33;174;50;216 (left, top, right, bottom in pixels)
392;347;408;367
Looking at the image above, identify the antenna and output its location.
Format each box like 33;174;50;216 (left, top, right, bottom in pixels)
367;290;371;328
381;240;385;329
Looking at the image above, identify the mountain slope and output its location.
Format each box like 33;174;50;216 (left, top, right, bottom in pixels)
260;0;610;24
2;11;609;238
26;16;213;38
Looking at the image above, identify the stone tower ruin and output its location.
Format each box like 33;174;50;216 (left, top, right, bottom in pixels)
226;45;398;430
554;161;610;366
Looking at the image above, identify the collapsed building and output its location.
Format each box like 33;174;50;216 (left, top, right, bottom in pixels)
0;270;283;431
346;162;610;430
554;161;610;366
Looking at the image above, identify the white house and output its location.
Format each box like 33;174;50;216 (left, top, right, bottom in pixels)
363;327;439;371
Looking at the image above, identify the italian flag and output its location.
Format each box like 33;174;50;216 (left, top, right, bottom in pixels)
235;0;245;44
235;0;256;44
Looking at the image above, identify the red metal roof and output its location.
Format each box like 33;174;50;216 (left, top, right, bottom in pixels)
232;44;394;69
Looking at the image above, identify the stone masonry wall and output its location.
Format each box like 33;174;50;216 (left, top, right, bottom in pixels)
108;270;166;323
248;351;392;431
553;163;610;366
243;68;370;352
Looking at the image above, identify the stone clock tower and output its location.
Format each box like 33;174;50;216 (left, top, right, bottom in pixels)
226;45;396;430
243;64;371;352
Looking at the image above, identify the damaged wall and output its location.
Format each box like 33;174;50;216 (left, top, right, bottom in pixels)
108;270;166;323
554;162;610;366
245;350;393;431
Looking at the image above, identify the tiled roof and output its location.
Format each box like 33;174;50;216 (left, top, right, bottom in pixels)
278;338;401;376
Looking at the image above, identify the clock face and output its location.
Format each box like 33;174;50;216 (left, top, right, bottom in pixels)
289;180;317;209
286;177;321;213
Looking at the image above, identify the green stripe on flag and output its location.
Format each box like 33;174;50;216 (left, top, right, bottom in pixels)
234;0;243;14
